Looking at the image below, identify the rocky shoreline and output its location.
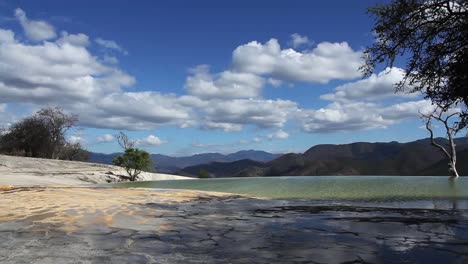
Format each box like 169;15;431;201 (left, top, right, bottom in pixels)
1;186;468;263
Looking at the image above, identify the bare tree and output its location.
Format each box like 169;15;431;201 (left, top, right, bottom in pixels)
36;107;78;159
0;107;86;160
116;131;136;150
58;142;89;161
420;105;461;178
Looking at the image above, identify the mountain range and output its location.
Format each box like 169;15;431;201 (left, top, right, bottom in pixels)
177;138;468;177
88;150;282;173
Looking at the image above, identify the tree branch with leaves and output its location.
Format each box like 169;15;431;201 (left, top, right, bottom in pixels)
112;132;153;181
116;131;136;150
112;148;152;181
363;0;468;130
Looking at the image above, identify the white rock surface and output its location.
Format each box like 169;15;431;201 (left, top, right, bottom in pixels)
0;154;191;186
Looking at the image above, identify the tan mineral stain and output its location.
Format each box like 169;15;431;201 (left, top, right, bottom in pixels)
0;186;236;232
0;185;14;191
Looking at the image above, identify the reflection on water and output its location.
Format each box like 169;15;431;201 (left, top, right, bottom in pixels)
116;176;468;204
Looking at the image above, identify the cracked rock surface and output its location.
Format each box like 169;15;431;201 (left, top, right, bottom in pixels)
1;187;467;263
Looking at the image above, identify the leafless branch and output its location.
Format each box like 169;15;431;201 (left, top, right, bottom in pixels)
116;131;136;150
420;105;461;177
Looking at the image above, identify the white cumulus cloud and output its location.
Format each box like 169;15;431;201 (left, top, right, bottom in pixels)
267;78;283;87
184;65;265;99
301;100;434;133
57;31;89;47
321;67;420;102
232;38;362;83
95;38;128;55
136;135;164;146
0;30;135;105
15;8;56;42
69;135;85;144
290;33;312;48
201;98;299;131
96;134;115;143
0;9;439;136
267;130;289;139
0;29;15;44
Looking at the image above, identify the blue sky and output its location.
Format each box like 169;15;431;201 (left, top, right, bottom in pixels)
0;0;438;155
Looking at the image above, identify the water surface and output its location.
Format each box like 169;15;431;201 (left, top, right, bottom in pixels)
116;176;468;201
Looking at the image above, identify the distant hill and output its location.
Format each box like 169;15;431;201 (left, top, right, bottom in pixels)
89;150;282;173
177;138;468;177
417;148;468;176
88;152;120;165
178;159;268;178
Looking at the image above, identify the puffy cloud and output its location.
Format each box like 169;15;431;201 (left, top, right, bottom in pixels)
267;78;283;87
191;142;219;148
102;55;119;65
321;67;419;102
184;65;264;99
297;67;433;133
290;33;312;48
136;135;164;146
381;100;434;120
0;23;176;131
96;134;115;143
95;38;128;54
0;103;16;127
66;93;199;131
0;31;135;105
57;31;89;47
302;102;391;133
0;29;15;44
201;98;299;131
68;135;84;144
202;122;243;132
267;130;289;139
301;100;433;133
15;8;56;42
98;92;193;124
0;10;435;136
232;39;362;83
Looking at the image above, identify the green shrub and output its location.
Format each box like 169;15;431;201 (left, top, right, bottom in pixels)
199;169;210;179
112;148;153;181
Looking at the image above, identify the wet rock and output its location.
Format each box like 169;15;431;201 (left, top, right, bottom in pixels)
1;188;468;263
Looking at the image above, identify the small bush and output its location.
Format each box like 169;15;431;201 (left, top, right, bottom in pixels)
112;148;153;181
199;169;210;179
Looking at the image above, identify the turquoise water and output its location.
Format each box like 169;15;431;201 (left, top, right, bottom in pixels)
114;176;468;200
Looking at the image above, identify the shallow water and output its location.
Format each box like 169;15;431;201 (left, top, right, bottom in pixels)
3;179;467;263
115;176;468;201
113;176;468;262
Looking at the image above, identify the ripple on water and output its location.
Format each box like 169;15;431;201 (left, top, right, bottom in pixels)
115;176;468;206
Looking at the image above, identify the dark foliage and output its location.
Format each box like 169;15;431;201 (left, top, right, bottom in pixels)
362;0;468;129
0;107;87;161
0;117;53;158
198;169;210;179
